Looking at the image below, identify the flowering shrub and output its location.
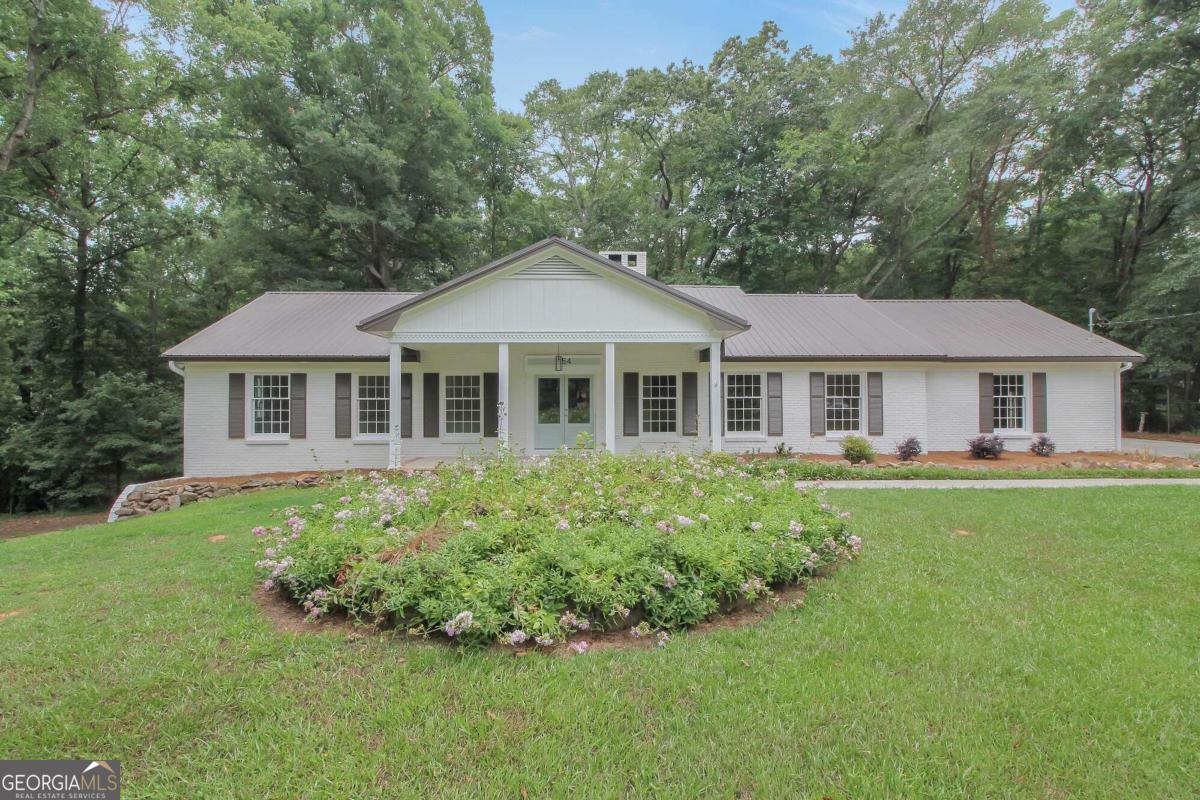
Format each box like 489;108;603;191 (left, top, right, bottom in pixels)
895;436;923;462
254;450;861;648
1029;434;1056;457
967;434;1006;459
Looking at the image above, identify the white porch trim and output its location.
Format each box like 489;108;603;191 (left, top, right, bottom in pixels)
388;342;402;468
604;342;616;452
710;339;722;452
388;331;714;344
498;343;510;447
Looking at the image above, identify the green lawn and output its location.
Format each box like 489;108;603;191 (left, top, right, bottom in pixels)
2;486;1197;798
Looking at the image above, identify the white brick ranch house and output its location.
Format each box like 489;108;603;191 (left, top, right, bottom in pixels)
164;238;1142;477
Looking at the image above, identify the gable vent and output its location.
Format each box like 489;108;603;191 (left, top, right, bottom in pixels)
511;254;597;279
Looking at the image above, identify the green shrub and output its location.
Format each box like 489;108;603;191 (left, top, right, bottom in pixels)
254;451;861;648
840;435;876;464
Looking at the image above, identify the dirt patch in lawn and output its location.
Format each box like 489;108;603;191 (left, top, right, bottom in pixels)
253;580;813;654
0;512;107;540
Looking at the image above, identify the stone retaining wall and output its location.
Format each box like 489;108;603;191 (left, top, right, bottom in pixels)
108;475;326;522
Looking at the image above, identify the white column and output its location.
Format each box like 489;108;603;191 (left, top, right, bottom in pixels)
709;339;722;453
497;343;510;448
604;342;617;453
388;341;402;469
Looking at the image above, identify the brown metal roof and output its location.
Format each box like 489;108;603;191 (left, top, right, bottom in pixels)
163;292;417;360
868;300;1143;362
163;274;1143;364
674;286;945;360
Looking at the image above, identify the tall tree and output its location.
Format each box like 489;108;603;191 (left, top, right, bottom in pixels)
187;0;498;290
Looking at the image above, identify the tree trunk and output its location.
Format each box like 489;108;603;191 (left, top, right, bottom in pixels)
71;228;90;399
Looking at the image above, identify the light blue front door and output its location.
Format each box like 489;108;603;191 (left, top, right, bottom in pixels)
534;376;594;449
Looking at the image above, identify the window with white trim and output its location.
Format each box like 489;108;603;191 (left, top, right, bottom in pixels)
725;373;762;434
993;374;1026;431
251;374;290;436
445;375;481;434
642;375;677;433
357;375;389;436
825;373;862;433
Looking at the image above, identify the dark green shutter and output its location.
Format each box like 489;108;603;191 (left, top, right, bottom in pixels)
979;373;994;433
483;372;499;438
423;373;440;437
767;372;783;436
290;373;307;438
334;373;352;438
622;372;639;436
400;373;412;438
681;372;698;436
1031;372;1047;433
866;372;883;436
809;372;825;436
228;373;245;439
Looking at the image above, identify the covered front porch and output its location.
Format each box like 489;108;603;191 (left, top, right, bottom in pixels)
383;341;725;466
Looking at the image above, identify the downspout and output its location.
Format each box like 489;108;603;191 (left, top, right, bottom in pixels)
168;360;185;377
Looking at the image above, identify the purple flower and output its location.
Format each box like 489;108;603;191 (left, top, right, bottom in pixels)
656;631;671;647
674;515;694;527
788;520;805;536
655;520;675;534
556;519;570;531
568;641;590;655
251;526;267;537
658;566;678;589
444;610;474;637
698;513;710;523
507;630;528;646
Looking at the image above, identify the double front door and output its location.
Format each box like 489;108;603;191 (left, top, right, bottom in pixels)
534;375;594;449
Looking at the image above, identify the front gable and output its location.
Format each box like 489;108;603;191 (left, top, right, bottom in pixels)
358;239;747;343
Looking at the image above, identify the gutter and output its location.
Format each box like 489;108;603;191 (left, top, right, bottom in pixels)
168;360;186;377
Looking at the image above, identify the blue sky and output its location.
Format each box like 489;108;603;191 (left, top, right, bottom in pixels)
481;0;1077;111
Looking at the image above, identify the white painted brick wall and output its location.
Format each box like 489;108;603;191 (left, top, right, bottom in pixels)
924;362;1120;452
181;355;1123;476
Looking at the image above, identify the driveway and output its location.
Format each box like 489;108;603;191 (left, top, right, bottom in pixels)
1122;436;1200;459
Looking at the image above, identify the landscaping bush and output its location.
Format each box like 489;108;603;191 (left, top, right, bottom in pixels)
255;451;861;648
840;435;876;464
895;436;923;462
1030;434;1056;457
967;434;1005;459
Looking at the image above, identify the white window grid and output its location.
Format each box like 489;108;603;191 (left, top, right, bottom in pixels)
252;374;290;436
642;375;678;433
726;374;762;434
445;375;481;434
357;375;389;436
993;374;1026;431
825;373;862;433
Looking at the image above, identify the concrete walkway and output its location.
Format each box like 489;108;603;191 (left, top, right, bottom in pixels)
803;478;1200;490
1121;436;1200;459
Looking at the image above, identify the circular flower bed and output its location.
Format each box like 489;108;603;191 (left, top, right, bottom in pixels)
255;451;861;648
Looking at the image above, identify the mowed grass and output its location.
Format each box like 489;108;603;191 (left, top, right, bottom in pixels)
1;486;1197;798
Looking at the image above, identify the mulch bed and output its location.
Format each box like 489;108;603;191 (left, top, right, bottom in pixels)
254;582;813;655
